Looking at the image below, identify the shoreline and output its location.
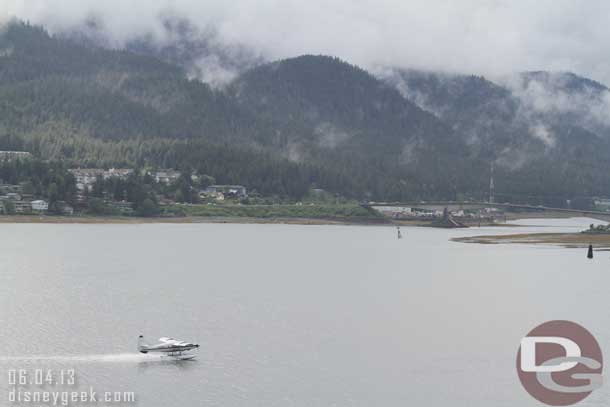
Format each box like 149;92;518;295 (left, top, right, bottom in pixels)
452;232;610;248
0;215;392;225
0;211;603;228
0;215;507;227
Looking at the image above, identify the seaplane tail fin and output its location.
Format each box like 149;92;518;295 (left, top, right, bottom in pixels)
138;335;149;353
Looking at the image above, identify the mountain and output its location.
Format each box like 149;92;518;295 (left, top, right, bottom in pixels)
229;55;483;199
381;69;521;155
2;20;610;204
0;21;253;141
507;71;610;140
0;21;484;201
381;68;610;204
0;21;316;197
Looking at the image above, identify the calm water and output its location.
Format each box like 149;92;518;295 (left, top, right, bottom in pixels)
0;218;609;406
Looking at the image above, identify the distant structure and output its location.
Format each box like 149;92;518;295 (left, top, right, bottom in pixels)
204;185;248;199
489;162;495;204
0;151;31;161
153;170;181;185
430;207;467;228
69;168;134;191
31;199;48;212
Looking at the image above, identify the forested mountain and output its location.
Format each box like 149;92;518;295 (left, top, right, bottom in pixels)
2;20;610;204
0;22;274;143
0;21;486;201
0;21;314;198
382;69;610;204
230;56;484;199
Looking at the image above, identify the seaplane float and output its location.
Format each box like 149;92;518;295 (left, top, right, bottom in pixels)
138;335;200;360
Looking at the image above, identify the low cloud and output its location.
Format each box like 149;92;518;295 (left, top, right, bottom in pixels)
314;123;351;149
4;1;610;85
529;124;556;148
188;55;238;87
502;72;610;136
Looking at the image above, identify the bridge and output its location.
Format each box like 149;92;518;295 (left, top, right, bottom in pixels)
361;201;610;220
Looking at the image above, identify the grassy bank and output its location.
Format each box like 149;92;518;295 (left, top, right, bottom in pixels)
0;204;387;225
176;203;386;222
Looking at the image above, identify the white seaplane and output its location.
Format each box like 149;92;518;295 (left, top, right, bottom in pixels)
138;335;200;360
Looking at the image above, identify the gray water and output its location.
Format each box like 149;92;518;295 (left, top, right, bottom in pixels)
0;218;608;406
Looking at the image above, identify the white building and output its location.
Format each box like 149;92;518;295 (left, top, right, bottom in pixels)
0;151;32;161
69;169;105;191
31;200;48;212
104;168;134;179
69;168;134;191
204;185;248;198
154;170;181;184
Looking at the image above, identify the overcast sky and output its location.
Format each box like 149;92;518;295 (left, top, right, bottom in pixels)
3;0;610;84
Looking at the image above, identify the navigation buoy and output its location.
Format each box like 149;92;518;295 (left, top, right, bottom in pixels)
587;244;594;259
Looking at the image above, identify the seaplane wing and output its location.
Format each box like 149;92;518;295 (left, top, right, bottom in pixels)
159;337;193;346
138;335;199;359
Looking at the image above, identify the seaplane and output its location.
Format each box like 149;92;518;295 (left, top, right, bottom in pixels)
138;335;200;360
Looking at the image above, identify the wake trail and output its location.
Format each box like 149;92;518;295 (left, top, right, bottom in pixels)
0;353;166;363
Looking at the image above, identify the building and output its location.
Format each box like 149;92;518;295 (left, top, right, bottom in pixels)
201;191;225;201
0;151;32;161
13;201;32;213
3;192;21;201
56;201;74;215
153;170;181;184
105;168;133;178
594;198;610;210
204;185;247;199
69;169;105;191
69;168;134;191
31;200;48;212
0;184;22;194
104;168;134;179
375;206;413;218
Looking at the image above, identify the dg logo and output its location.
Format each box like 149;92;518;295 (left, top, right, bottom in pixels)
516;320;603;405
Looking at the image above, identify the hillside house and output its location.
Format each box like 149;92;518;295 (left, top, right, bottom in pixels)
69;168;134;191
153;170;181;184
0;151;32;161
31;200;48;212
13;201;32;213
204;185;247;199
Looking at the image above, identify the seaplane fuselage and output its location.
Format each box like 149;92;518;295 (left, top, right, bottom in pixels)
138;335;199;359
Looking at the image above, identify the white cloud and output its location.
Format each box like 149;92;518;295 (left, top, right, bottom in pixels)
4;0;610;85
529;124;556;148
499;71;610;135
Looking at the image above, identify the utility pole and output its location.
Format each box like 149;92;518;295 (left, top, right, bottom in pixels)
489;161;495;204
